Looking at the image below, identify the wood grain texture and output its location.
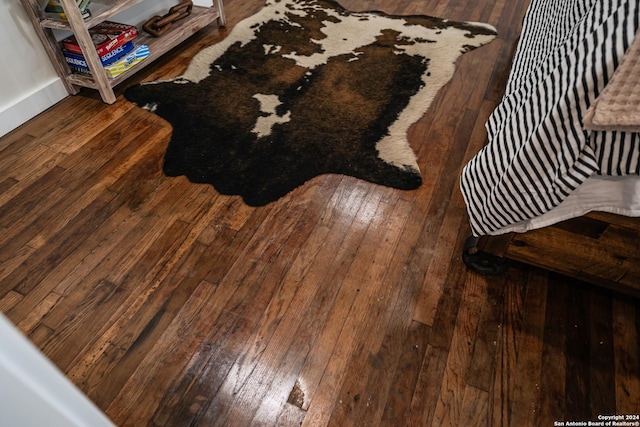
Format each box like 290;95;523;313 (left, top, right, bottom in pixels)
3;0;640;425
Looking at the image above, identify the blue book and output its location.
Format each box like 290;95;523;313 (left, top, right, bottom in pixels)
63;40;134;69
68;44;150;79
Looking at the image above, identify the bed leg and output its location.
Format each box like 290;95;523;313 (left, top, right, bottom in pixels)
462;235;509;275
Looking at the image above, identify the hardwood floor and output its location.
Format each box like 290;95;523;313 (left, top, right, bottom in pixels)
3;0;640;425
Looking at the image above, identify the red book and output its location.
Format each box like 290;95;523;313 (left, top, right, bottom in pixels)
61;21;138;56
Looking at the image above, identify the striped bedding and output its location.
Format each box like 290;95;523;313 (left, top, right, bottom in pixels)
460;0;640;236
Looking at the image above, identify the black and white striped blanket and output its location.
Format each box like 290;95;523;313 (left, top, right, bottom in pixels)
461;0;640;236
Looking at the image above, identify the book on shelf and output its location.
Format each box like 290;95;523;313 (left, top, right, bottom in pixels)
63;41;135;69
61;21;138;57
45;0;90;13
69;44;150;79
44;0;91;20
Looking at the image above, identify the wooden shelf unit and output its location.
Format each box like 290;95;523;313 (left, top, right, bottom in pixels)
19;0;226;104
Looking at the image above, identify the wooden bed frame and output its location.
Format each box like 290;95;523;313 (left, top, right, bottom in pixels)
465;212;640;298
460;2;640;299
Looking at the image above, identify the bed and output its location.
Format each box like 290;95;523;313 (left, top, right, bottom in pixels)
460;0;640;296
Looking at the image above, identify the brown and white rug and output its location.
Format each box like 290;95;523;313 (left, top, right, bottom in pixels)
125;0;496;206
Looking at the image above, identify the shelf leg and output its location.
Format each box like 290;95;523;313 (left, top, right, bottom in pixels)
18;0;80;97
214;0;227;27
58;0;118;104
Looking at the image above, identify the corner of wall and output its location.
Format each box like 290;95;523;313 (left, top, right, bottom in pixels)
0;78;68;139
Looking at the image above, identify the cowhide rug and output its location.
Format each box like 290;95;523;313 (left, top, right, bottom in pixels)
125;0;496;206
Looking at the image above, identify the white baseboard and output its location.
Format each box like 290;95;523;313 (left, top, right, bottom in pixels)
0;78;68;139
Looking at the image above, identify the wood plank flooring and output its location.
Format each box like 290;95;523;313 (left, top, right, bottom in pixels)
3;0;640;425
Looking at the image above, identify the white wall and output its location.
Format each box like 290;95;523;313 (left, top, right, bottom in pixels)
0;313;115;427
0;0;68;138
1;0;211;138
